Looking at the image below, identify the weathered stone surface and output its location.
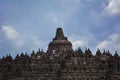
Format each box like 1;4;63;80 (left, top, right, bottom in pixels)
0;28;120;80
48;28;72;53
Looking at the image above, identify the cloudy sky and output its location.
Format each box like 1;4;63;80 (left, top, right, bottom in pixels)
0;0;120;57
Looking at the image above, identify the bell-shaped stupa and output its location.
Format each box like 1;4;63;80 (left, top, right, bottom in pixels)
48;28;72;53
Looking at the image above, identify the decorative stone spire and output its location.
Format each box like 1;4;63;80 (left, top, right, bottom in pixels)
53;28;67;40
48;28;72;53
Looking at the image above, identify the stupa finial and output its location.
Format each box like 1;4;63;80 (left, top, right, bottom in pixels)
54;28;65;40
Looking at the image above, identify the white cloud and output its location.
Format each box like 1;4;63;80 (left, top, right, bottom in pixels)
1;25;47;55
69;35;88;50
1;25;23;47
96;33;120;53
103;0;120;15
72;40;87;49
109;33;118;42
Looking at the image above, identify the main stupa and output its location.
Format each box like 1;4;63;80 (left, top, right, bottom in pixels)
48;28;72;53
